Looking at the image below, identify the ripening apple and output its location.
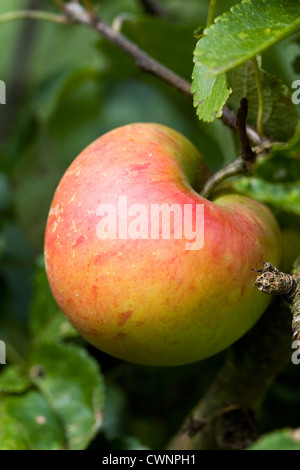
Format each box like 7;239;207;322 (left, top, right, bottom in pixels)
44;123;282;366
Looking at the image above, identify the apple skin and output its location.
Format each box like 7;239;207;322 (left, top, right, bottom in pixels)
44;123;282;366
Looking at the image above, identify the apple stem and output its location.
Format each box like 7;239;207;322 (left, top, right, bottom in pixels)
201;156;247;199
201;98;274;198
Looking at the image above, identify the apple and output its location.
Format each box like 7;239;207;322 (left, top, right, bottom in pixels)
44;123;282;366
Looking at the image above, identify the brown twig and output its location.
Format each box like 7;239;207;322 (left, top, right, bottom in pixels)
61;3;263;146
0;4;264;148
254;259;300;342
236;98;256;169
201;99;272;198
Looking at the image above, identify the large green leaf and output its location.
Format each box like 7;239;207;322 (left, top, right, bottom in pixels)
29;343;105;450
194;0;300;76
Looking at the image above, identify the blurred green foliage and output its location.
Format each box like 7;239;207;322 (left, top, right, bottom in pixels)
0;0;299;450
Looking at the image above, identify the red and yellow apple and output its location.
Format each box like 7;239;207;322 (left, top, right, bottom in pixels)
44;123;281;366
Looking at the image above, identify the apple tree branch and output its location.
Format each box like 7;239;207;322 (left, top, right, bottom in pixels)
0;2;263;147
254;259;300;342
167;262;300;450
167;300;292;450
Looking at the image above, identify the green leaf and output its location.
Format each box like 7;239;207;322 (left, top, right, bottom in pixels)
191;65;232;122
0;366;31;394
194;0;300;77
30;263;78;344
0;391;66;450
232;177;300;215
228;60;299;141
29;343;105;450
248;428;300;450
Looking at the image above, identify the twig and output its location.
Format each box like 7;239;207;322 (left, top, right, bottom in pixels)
0;10;67;24
63;3;193;98
63;4;265;146
221;106;263;146
236;98;256;168
0;6;264;147
254;259;300;342
201;99;267;198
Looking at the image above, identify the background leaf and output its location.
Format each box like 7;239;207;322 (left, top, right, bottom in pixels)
232;177;300;215
248;428;300;450
0;365;31;394
0;391;66;450
228;60;298;141
29;343;105;450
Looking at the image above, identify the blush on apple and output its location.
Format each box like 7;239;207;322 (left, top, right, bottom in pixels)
44;123;282;366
